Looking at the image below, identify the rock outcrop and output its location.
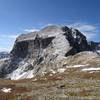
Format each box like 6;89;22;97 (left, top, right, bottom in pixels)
0;25;100;80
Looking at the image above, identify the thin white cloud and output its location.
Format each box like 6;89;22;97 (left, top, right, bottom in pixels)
0;47;10;52
24;28;39;33
69;22;96;31
0;34;19;39
0;45;13;52
0;34;19;52
68;22;98;40
8;35;19;39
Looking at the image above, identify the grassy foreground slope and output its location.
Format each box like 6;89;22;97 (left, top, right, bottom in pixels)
0;67;100;100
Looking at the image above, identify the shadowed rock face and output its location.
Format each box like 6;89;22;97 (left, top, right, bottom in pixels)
11;41;29;58
0;25;100;79
11;35;55;59
63;27;90;56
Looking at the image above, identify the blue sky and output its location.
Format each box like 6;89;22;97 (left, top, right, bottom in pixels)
0;0;100;52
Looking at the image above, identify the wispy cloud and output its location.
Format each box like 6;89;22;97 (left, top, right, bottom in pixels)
8;35;19;39
0;34;19;39
0;47;11;52
24;28;39;33
68;22;98;40
0;34;19;52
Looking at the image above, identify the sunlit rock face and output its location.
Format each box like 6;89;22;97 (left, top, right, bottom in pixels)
0;25;99;80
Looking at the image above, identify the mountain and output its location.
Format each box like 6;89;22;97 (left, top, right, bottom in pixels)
0;52;9;59
0;25;100;80
88;41;100;53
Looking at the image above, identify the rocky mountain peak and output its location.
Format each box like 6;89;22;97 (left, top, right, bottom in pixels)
0;25;100;80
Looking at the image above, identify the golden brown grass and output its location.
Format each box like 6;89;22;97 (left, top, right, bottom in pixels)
0;68;100;100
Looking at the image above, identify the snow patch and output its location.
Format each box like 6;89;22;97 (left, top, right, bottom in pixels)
57;68;66;73
8;70;34;80
66;64;87;68
32;78;37;81
50;69;56;74
82;68;100;71
49;73;53;76
41;71;47;75
97;50;100;53
71;28;77;38
1;88;12;93
7;61;34;80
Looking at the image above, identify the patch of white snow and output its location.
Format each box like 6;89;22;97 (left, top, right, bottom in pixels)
1;88;12;93
82;68;100;71
66;64;87;68
57;68;66;73
7;61;34;80
8;70;34;80
50;69;56;74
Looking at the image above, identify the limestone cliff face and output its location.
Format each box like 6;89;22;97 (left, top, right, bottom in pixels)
0;25;99;80
11;26;90;59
